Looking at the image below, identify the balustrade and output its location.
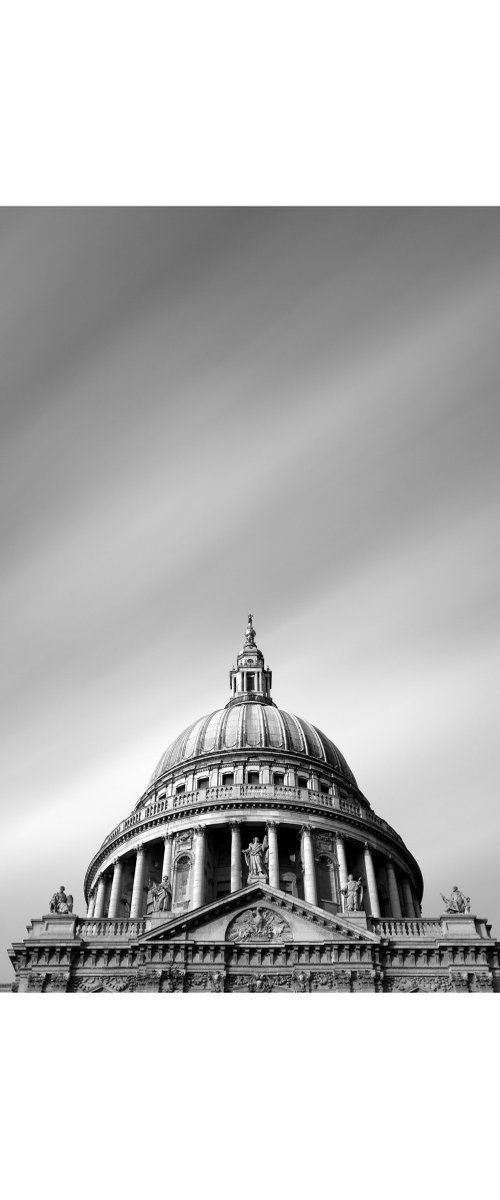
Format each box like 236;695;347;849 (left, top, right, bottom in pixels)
75;918;147;938
372;918;442;937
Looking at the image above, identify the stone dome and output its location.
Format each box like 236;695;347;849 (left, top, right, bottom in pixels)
82;614;424;931
149;704;357;787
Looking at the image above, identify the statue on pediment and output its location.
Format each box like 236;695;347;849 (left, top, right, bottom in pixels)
441;886;470;914
341;874;363;912
242;834;268;879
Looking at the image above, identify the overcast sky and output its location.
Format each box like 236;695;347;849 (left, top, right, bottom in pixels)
1;208;499;975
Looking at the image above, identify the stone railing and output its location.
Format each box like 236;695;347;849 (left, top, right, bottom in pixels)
371;918;443;938
75;918;147;939
99;784;405;851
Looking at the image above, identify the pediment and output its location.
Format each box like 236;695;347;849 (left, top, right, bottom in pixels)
139;884;380;944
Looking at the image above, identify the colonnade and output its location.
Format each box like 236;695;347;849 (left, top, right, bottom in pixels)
87;822;420;920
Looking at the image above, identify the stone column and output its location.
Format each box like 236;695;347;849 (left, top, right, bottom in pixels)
130;844;147;918
386;858;403;919
192;825;206;909
335;834;349;892
301;825;318;906
87;890;96;918
401;876;416;918
363;843;381;917
162;834;173;881
108;858;123;919
94;874;107;918
267;821;279;888
230;821;242;891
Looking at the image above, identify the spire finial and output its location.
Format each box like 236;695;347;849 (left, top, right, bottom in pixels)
245;613;256;648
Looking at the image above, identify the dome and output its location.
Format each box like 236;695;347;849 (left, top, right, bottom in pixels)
149;704;357;787
82;614;424;937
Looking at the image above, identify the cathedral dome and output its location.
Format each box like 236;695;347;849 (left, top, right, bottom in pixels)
149;705;357;787
82;614;424;931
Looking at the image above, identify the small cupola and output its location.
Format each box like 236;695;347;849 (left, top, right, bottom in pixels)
228;615;273;705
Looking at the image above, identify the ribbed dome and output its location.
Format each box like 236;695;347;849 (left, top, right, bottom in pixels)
149;704;357;787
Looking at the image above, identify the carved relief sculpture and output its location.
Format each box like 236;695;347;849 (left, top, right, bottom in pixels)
227;906;290;942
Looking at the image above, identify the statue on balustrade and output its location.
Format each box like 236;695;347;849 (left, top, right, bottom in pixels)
242;834;268;879
49;886;74;915
441;886;471;914
341;874;363;912
154;875;172;913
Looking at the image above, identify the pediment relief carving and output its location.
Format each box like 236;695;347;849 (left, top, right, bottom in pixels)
226;906;291;943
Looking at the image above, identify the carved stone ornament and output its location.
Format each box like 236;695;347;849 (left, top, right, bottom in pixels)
76;976;134;992
160;969;185;993
389;976;452;993
185;971;224;992
226;906;291;943
310;971;352;992
246;974;291;993
292;970;311;993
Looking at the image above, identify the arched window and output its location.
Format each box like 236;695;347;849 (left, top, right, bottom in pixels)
174;854;191;905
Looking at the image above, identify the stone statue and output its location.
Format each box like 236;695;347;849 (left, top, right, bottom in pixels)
49;886;73;914
341;874;363;912
242;834;268;879
441;886;470;914
154;875;172;913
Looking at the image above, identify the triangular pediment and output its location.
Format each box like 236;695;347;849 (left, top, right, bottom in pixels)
139;884;380;944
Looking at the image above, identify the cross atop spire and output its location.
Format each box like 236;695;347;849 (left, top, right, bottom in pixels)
227;615;273;706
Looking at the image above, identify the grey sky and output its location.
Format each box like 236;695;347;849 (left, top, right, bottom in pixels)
1;208;499;974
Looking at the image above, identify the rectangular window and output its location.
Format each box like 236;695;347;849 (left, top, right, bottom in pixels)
320;783;330;796
197;777;209;790
247;771;260;785
175;784;185;795
298;776;308;789
246;673;255;691
273;773;285;787
222;773;234;786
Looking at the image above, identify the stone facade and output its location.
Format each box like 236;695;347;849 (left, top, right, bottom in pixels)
9;884;500;993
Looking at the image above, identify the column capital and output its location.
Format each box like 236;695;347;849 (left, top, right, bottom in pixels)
164;832;174;844
301;824;314;836
194;824;205;836
135;843;145;854
363;841;372;853
266;820;278;830
230;820;241;830
335;832;345;841
112;857;121;868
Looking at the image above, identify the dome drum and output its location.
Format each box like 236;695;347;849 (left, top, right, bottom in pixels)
84;816;422;926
